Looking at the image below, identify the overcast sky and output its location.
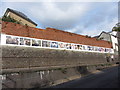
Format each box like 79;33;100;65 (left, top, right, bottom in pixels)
0;0;119;36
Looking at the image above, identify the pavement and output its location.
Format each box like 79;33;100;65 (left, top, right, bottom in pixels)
51;66;120;88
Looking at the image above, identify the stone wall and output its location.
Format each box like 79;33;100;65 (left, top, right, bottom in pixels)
2;45;118;73
1;45;118;88
2;65;117;88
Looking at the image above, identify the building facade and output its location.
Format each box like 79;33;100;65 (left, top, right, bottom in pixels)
97;31;118;55
3;8;37;27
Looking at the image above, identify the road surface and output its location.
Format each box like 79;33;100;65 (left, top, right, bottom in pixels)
51;66;120;88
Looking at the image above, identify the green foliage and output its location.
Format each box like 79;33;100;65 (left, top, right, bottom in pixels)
57;68;67;74
112;22;120;32
61;68;67;74
96;38;100;41
2;16;20;24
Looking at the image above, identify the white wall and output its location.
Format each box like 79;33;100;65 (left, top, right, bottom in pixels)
110;31;118;52
98;33;111;41
0;33;114;54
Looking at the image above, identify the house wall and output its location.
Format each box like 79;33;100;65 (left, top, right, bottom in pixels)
8;12;36;27
98;33;111;41
110;31;118;54
98;31;118;55
117;31;120;61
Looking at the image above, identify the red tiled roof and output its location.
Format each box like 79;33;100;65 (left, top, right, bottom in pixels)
1;21;112;48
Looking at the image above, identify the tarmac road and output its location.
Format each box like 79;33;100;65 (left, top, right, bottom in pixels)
51;66;120;88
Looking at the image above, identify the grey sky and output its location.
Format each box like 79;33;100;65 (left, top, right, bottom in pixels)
1;0;118;36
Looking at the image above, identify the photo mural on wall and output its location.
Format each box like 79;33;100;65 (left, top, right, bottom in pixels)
3;34;113;53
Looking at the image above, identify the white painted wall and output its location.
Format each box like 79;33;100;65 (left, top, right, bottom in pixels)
98;33;111;41
110;31;118;52
98;31;118;54
0;33;114;53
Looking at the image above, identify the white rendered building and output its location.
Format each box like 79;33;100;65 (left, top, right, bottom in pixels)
97;31;118;55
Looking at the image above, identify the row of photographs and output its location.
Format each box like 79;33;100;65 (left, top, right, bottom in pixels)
5;35;113;53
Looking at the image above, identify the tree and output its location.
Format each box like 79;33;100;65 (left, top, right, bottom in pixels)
2;16;20;24
112;22;120;32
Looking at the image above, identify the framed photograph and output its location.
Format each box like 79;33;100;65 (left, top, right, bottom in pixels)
91;46;94;51
6;36;19;45
74;44;78;49
87;46;92;51
32;39;41;46
24;38;31;46
76;45;80;50
58;42;66;48
94;46;98;51
20;38;24;45
6;36;13;44
66;43;72;49
78;45;83;50
101;48;105;52
51;42;58;48
42;40;50;47
71;44;75;49
82;45;86;50
105;48;107;52
108;48;112;53
98;47;102;52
